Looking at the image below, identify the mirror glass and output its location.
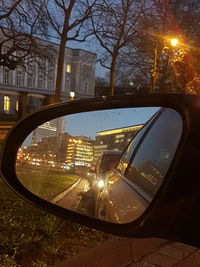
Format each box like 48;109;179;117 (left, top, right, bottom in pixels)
16;107;183;223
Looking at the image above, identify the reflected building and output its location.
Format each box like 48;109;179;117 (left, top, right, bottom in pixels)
94;124;143;164
18;132;95;169
19;123;144;170
32;117;65;144
66;136;94;167
19;132;70;167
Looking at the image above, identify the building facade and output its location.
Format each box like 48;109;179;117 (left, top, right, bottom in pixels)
32;117;65;145
0;38;96;120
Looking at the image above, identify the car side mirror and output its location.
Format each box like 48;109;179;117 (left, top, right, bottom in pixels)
1;94;200;247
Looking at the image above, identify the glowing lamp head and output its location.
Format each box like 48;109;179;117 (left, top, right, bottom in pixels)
69;91;75;100
170;38;178;47
98;180;105;188
70;91;75;97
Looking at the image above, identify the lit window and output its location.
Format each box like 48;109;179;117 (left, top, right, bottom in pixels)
66;64;71;73
116;134;124;139
16;101;19;111
4;96;10;112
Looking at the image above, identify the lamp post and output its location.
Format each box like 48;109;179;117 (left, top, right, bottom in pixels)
151;44;158;93
151;38;179;93
69;91;75;101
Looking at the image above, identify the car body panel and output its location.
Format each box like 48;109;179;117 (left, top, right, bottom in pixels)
96;169;149;223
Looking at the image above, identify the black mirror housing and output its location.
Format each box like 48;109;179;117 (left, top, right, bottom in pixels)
1;93;200;248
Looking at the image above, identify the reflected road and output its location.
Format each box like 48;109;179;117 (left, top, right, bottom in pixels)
55;177;95;217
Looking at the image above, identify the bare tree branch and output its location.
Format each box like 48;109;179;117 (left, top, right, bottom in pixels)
44;0;97;102
0;0;23;20
90;0;147;95
0;0;53;70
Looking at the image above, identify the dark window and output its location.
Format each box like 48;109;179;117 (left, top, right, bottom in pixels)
125;108;183;199
116;120;152;175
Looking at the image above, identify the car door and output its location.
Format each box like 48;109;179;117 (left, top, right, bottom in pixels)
96;108;183;223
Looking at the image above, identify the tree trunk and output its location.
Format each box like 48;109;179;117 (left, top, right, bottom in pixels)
54;39;66;102
54;19;68;102
109;57;117;96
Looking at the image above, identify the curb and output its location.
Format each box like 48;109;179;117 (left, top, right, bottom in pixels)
51;178;81;203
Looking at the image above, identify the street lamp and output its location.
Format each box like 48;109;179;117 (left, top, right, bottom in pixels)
130;81;134;86
151;37;179;93
170;38;178;47
69;91;75;101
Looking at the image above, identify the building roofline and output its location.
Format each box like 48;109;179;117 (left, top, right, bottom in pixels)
97;124;143;136
29;36;96;56
35;36;96;56
68;47;96;56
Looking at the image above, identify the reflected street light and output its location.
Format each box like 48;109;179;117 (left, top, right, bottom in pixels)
70;91;75;101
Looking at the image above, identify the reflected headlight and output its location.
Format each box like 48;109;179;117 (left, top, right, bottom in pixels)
97;180;105;188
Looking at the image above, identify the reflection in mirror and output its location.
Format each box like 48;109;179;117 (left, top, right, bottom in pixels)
16;107;183;224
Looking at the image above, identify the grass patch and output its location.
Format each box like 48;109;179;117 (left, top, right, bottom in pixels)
17;169;80;200
0;178;111;267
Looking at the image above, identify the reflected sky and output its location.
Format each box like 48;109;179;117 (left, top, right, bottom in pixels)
65;107;160;139
22;107;160;147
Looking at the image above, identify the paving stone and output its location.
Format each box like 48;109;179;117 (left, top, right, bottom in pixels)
170;242;198;253
195;250;200;255
144;252;178;267
128;261;159;267
157;245;189;261
130;238;167;261
175;260;200;267
188;253;200;264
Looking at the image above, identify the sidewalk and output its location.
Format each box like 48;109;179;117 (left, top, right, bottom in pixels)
51;237;200;267
54;237;166;267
